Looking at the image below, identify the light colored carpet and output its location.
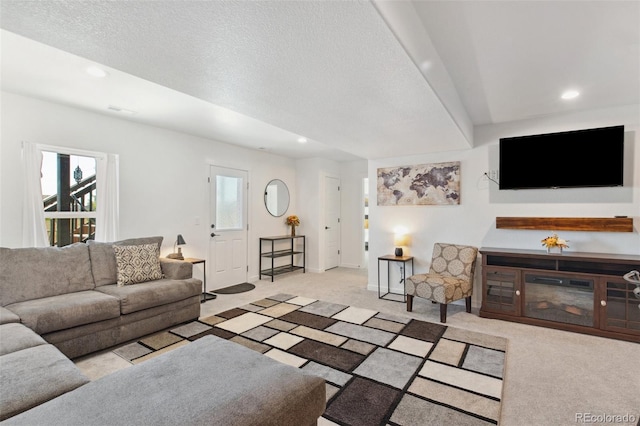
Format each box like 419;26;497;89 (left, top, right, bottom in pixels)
76;267;640;425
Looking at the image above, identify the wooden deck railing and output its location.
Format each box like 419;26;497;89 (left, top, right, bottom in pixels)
44;174;97;246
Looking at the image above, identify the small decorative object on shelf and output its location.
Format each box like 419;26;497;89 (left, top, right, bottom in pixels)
286;215;300;236
541;233;569;253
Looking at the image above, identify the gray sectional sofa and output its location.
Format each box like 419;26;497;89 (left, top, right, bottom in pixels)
0;236;202;359
0;236;202;420
0;237;326;424
0;322;91;421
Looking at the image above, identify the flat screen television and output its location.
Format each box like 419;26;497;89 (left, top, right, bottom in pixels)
499;125;624;190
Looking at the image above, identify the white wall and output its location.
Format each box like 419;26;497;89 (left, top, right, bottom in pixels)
293;158;368;272
0;92;299;284
295;157;341;273
340;160;368;268
5;91;635;300
367;104;640;307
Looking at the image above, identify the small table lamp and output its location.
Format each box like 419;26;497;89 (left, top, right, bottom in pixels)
167;234;186;260
394;232;409;257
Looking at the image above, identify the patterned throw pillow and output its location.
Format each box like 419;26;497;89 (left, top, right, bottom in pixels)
113;243;163;286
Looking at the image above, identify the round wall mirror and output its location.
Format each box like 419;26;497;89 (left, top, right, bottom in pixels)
264;179;290;217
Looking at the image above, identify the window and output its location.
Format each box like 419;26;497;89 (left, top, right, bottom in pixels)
215;175;243;230
23;142;118;247
35;146;106;247
41;149;101;247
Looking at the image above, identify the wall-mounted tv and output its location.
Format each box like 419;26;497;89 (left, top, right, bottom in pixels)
499;125;624;190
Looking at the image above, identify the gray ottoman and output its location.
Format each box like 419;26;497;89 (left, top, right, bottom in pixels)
4;335;326;426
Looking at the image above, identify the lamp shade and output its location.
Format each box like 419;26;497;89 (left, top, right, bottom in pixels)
394;231;409;257
393;233;409;247
176;234;186;245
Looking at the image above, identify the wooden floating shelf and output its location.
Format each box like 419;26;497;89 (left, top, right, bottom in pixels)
496;217;634;232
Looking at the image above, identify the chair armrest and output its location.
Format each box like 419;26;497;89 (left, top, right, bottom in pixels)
160;258;193;280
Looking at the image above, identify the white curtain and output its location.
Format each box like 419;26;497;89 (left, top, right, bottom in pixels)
95;153;120;242
22;142;49;247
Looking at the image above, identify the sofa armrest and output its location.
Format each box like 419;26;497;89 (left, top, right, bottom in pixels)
160;258;193;280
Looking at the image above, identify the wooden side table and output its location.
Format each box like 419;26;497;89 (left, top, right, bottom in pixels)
184;258;216;303
378;255;414;302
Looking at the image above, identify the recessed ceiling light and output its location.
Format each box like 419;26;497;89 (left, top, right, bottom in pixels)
86;66;108;78
420;60;432;72
297;137;308;144
561;90;580;100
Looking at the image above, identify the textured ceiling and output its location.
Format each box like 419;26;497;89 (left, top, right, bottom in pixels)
412;1;640;125
0;0;470;160
1;1;638;161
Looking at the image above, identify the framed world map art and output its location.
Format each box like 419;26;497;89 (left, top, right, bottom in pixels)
377;161;461;206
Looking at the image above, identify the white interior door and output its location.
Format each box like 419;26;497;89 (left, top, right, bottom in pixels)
209;165;248;288
324;176;340;270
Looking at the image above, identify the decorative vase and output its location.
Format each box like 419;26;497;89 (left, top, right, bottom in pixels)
546;246;563;254
291;225;296;237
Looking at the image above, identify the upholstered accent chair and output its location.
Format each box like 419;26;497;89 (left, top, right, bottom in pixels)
406;243;479;323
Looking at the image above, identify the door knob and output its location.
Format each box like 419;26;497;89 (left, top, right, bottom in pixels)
325;226;330;230
211;233;218;237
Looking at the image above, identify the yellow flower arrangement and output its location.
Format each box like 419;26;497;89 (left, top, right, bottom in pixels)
285;215;300;226
541;233;569;249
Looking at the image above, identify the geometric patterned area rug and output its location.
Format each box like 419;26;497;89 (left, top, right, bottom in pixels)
113;294;508;425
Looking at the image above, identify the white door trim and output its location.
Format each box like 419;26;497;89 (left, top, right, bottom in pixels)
208;164;249;288
323;173;341;271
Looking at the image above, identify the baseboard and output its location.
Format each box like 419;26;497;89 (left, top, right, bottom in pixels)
340;263;363;269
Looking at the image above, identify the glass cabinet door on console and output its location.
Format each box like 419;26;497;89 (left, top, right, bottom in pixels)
523;273;594;327
601;277;640;337
483;268;521;315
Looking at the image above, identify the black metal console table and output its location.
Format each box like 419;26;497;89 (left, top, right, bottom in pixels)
259;235;306;282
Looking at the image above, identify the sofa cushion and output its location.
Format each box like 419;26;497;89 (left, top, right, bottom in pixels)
0;306;20;325
6;291;120;335
113;243;163;286
87;236;163;286
96;278;202;315
0;243;94;306
0;344;90;421
0;323;47;356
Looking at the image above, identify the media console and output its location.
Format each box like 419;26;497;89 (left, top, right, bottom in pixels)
479;247;640;343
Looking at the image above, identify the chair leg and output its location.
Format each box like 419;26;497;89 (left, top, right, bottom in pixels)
440;303;447;323
406;295;413;312
466;296;472;313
